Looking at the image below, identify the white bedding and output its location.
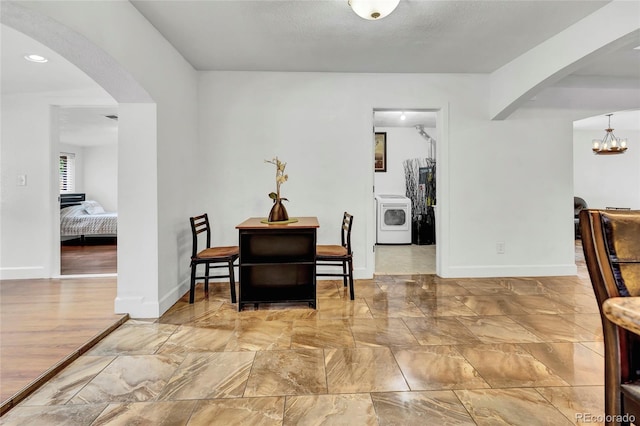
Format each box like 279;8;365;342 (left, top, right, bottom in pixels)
60;204;117;236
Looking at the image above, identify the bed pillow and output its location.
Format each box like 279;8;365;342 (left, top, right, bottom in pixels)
82;200;105;215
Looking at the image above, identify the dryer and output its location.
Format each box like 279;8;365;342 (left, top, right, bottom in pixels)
375;194;412;244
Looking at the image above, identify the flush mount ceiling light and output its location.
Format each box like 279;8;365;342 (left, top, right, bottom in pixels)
348;0;400;20
592;114;628;155
24;54;48;63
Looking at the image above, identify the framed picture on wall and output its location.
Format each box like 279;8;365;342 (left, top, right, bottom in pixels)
375;132;387;172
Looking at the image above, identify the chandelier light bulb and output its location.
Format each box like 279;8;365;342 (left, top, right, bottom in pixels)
593;140;600;149
348;0;400;20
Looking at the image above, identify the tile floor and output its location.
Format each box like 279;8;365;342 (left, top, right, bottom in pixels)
2;249;606;425
375;244;436;275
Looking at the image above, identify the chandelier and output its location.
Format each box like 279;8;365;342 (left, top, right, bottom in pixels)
348;0;400;20
592;114;628;155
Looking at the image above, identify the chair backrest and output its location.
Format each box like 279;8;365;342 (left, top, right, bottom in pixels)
580;209;640;384
581;209;640;301
574;197;587;218
190;213;211;258
341;212;354;254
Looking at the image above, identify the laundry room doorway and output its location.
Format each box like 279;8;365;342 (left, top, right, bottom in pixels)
372;109;437;275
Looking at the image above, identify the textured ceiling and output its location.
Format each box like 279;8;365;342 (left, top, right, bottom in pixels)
131;0;612;73
59;106;119;147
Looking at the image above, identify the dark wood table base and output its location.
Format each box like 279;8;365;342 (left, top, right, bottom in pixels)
236;217;319;311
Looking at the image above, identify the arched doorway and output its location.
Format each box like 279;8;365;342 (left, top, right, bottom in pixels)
1;1;159;316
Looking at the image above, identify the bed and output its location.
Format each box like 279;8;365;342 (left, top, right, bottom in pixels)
60;193;117;237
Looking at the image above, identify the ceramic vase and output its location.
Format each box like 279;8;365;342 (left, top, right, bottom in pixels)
268;199;289;222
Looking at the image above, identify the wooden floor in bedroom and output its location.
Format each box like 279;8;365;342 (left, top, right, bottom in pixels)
61;237;117;275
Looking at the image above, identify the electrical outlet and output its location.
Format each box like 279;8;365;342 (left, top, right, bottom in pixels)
496;242;505;254
16;174;27;186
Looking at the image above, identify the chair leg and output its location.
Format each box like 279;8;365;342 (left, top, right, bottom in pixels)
189;262;197;304
204;263;210;299
348;258;354;300
229;261;237;303
342;260;348;288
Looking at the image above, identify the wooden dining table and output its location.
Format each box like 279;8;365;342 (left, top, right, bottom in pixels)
235;217;320;311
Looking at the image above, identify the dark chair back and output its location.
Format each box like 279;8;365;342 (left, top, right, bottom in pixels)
190;213;211;259
341;212;354;255
316;212;355;300
574;197;587;239
188;213;238;304
580;209;640;422
574;197;587;217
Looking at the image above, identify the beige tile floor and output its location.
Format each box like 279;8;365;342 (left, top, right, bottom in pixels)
375;244;436;275
2;244;606;425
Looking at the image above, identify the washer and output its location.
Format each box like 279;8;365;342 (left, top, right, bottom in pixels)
375;194;412;244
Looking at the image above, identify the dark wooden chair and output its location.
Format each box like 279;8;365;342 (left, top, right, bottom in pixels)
316;212;354;300
189;214;239;304
574;196;587;239
580;209;640;425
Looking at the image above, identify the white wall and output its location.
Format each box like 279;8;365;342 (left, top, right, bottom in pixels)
83;144;117;212
574;129;640;209
374;126;433;196
1;95;55;279
199;71;577;280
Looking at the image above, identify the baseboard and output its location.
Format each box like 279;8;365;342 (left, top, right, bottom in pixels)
443;263;578;278
158;278;190;316
55;273;117;279
201;266;373;282
317;266;371;280
114;279;191;319
0;266;46;280
114;295;160;319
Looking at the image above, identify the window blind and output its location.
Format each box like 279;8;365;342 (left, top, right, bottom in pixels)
59;152;76;193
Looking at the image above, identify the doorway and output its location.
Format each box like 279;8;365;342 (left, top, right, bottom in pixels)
57;106;119;276
372;109;438;275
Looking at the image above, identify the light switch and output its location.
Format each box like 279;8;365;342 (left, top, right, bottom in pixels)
17;174;27;186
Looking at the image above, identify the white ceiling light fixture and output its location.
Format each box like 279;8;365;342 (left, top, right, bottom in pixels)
348;0;400;20
24;54;48;63
400;111;406;121
592;114;628;155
